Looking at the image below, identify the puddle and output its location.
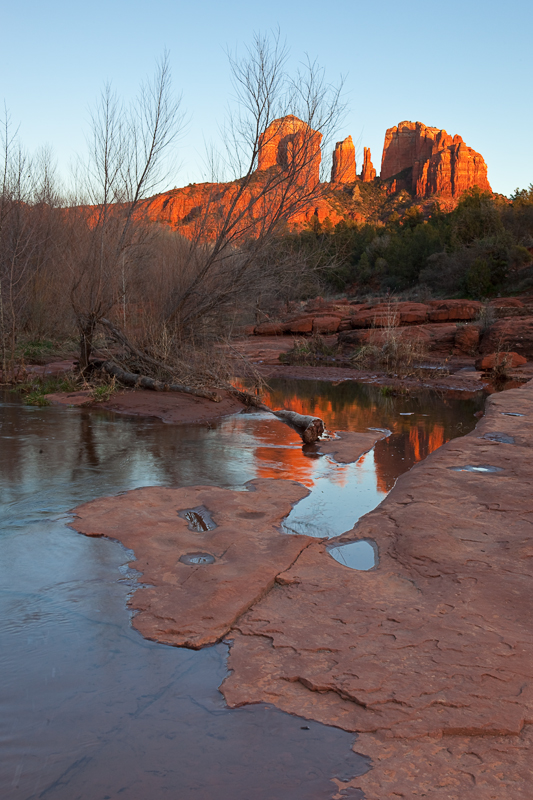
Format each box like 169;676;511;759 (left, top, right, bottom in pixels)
449;465;504;473
327;539;378;571
481;432;515;444
178;505;217;531
501;412;524;417
179;552;216;565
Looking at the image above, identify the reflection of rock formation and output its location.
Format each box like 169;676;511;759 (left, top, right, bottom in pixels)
331;136;356;183
373;424;445;493
259;383;453;495
380;120;491;198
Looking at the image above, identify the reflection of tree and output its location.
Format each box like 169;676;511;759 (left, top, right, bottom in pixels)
76;415;100;470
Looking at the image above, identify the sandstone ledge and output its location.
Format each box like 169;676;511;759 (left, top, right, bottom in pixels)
69;388;533;797
222;381;533;798
70;431;385;650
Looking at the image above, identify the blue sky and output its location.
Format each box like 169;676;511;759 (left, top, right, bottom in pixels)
1;0;531;196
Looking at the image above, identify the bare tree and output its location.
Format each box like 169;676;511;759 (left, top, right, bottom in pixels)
65;53;184;371
0;111;61;378
140;31;345;353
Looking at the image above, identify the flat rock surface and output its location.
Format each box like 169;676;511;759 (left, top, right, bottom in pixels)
317;430;388;463
71;479;312;648
87;387;244;423
222;381;533;798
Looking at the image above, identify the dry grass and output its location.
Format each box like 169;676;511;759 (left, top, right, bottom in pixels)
349;302;445;378
280;333;340;366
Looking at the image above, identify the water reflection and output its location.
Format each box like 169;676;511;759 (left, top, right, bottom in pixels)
328;540;378;571
0;382;483;799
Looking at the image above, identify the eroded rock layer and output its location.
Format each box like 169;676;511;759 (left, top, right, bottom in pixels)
331;135;356;183
380;120;491;198
360;147;376;182
257;115;322;184
222;382;533;798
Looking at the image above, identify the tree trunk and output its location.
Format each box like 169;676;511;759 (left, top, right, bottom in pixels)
93;359;221;402
79;317;97;374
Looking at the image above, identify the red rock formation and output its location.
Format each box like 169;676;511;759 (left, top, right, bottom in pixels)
360;147;376;182
475;351;527;370
331;135;356;183
380;121;491;198
257;115;322;184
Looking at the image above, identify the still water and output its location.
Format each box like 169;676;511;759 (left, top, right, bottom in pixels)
0;381;483;799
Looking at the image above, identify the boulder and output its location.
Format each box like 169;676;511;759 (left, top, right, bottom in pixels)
396;302;430;324
475;352;527;370
312;316;341;334
339;323;457;354
349;307;400;329
454;324;480;354
287;317;314;334
254;321;289;336
488;297;524;309
428;299;482;322
480;317;533;358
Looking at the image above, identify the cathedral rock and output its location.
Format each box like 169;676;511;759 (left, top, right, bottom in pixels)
257;115;322;185
380;121;491;198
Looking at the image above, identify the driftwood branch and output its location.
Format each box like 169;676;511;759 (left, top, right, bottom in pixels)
92;359;221;402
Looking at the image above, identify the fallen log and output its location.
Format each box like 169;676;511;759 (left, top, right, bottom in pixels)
271;409;325;444
92;360;221;402
226;392;325;444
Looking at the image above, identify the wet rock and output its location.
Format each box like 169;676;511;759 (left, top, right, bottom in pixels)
71;480;312;649
223;380;533;797
317;430;388;464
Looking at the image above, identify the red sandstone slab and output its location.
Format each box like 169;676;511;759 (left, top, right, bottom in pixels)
476;351;527;370
71;480;312;649
222;380;533;797
317;430;387;463
312;315;341;334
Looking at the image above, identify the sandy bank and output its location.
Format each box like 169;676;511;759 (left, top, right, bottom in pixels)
46;386;246;425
